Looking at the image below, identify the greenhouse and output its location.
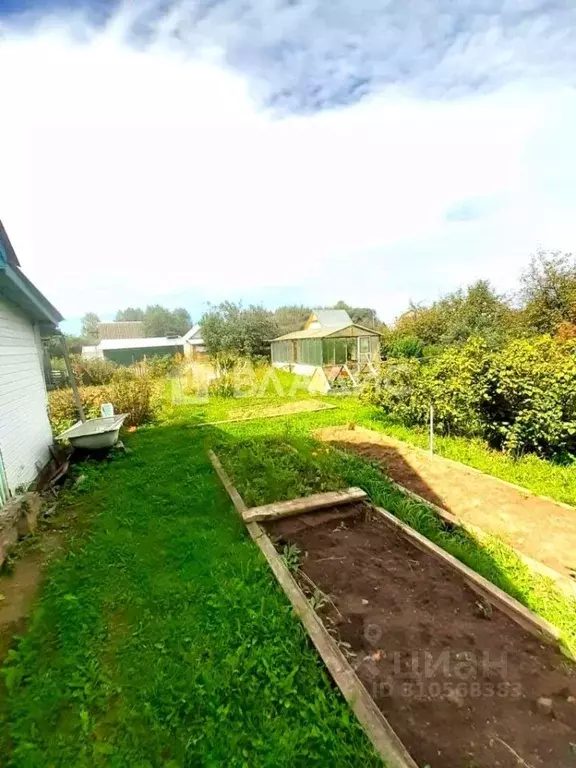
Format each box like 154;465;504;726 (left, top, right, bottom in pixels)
270;310;380;376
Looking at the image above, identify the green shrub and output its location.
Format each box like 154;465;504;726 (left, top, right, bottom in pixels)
48;377;162;433
107;377;157;426
481;337;576;456
364;338;489;436
71;355;118;385
48;386;109;434
145;354;180;378
364;335;576;457
208;373;235;398
386;335;424;359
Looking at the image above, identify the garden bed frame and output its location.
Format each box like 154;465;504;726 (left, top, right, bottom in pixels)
209;450;574;767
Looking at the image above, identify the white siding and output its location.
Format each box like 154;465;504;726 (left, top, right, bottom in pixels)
0;298;53;493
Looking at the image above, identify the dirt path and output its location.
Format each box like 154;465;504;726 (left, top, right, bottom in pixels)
317;426;576;583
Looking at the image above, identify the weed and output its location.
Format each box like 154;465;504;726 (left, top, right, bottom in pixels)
281;543;301;573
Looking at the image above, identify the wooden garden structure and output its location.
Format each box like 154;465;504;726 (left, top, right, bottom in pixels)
270;310;380;387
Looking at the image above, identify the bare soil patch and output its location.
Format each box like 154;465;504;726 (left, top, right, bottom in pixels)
0;503;89;667
266;504;576;768
317;426;576;581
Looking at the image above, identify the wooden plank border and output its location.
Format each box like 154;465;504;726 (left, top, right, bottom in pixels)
208;450;417;768
374;505;575;661
387;478;576;601
243;487;367;523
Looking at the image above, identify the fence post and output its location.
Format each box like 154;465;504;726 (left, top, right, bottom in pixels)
429;404;434;455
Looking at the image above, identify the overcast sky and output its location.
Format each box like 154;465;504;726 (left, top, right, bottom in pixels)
1;0;575;332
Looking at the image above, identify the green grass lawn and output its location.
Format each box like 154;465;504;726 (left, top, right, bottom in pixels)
0;421;379;766
3;370;576;765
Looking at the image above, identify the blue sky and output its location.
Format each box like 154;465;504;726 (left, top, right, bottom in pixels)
1;0;575;333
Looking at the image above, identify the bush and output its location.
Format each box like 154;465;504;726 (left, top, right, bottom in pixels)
48;377;162;433
107;377;157;426
386;335;424;359
48;386;109;434
145;354;180;378
363;335;576;457
71;355;119;385
481;337;576;456
364;338;489;436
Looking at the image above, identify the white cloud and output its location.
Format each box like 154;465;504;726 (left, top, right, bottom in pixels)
0;4;575;326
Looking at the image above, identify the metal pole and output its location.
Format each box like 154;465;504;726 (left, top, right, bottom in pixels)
59;335;86;423
429;404;434;455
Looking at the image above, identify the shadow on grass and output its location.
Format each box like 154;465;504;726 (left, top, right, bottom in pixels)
207;426;576;652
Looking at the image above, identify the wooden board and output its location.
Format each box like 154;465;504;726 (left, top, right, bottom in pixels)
208;450;417;768
387;478;576;600
243;487;367;523
374;505;575;660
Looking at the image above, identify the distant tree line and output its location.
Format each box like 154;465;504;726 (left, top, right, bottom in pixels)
199;300;382;362
383;249;576;358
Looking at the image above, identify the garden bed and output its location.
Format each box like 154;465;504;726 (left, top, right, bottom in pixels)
265;502;576;768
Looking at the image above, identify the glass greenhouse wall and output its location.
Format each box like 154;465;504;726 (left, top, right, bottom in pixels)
272;334;379;369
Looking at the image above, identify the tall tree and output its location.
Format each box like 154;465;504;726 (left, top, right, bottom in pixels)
274;305;311;336
143;305;191;337
201;302;278;359
81;312;100;341
392;281;514;350
116;307;145;321
520;249;576;335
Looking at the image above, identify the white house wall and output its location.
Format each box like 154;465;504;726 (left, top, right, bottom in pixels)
0;298;53;493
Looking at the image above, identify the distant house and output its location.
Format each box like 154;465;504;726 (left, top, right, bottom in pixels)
82;336;185;365
0;220;63;504
182;325;206;360
97;321;145;340
271;309;380;376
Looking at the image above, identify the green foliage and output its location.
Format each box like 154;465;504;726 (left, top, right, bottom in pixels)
144;305;191;337
48;374;162;432
114;305;191;336
273;305;312;336
80;312;100;342
144;354;180;378
70;355;118;385
365;335;576;457
107;376;158;426
520;248;576;335
200;301;279;360
481;336;576;456
208;373;236;398
386;335;424;358
115;307;145;321
48;385;104;433
394;280;515;349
